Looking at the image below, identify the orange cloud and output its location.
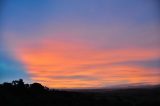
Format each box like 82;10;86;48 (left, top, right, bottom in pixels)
4;24;160;89
5;36;159;88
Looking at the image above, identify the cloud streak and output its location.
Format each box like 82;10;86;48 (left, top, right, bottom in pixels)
4;27;160;88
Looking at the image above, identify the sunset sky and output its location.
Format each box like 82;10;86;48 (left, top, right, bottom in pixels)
0;0;160;89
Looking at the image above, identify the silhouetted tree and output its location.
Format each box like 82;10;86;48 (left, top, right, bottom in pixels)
3;82;12;88
12;79;25;88
18;79;24;87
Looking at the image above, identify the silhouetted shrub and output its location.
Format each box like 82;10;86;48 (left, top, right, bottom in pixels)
30;83;44;91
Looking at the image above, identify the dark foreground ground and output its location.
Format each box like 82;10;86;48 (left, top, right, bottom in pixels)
0;79;160;106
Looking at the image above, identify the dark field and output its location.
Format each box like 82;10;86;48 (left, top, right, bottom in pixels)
0;79;160;106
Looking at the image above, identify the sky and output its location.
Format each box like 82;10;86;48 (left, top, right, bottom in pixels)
0;0;160;89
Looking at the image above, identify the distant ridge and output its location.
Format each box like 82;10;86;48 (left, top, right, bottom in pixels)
0;79;160;106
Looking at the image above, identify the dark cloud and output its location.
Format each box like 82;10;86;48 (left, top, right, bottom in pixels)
112;59;160;68
51;75;98;81
75;58;160;70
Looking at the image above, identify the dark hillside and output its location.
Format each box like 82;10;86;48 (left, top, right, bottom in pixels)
0;79;160;106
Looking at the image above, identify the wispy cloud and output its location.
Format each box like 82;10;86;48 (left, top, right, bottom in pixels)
3;29;159;88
